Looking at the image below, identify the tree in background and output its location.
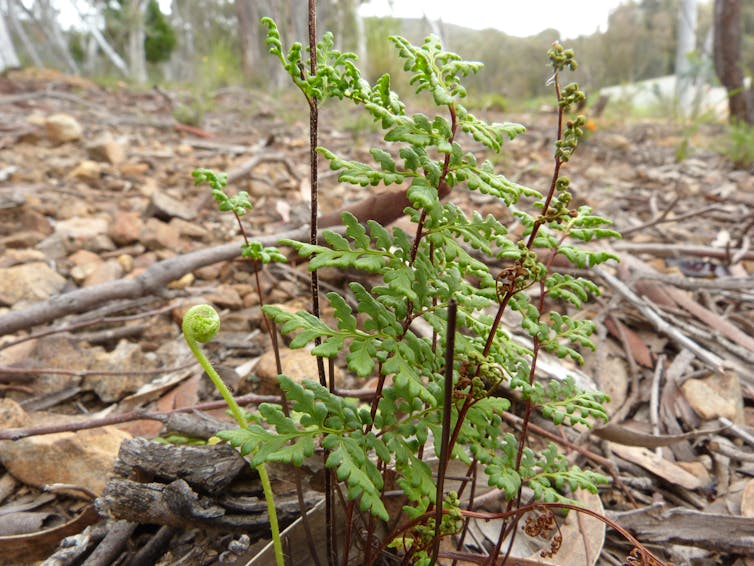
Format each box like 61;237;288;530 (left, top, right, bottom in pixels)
235;0;364;88
125;0;146;81
0;4;20;72
1;0;734;107
675;0;697;114
236;0;287;88
713;0;754;124
5;0;42;68
144;0;175;64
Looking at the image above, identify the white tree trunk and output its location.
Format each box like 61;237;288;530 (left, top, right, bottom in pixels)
126;0;147;83
6;0;42;67
0;5;19;72
355;8;366;71
675;0;697;115
164;0;194;82
72;0;129;77
0;2;21;72
37;0;79;74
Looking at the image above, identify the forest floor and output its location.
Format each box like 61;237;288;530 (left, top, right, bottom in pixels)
1;67;754;565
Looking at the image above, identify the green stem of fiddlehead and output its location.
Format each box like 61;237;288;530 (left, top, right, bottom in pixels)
183;304;284;566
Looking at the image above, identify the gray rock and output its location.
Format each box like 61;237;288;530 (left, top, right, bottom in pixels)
148;191;196;221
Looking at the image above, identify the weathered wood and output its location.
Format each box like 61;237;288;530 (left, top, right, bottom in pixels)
100;439;320;534
615;507;754;554
114;438;246;494
98;478;313;532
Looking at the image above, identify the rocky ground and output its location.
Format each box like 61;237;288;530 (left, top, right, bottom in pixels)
0;67;753;565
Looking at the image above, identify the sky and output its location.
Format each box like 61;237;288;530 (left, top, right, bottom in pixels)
358;0;628;39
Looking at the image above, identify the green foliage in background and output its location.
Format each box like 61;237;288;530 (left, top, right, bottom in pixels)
144;0;177;64
722;121;754;169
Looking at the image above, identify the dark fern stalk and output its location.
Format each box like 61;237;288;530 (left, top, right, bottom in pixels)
494;45;587;565
431;298;457;564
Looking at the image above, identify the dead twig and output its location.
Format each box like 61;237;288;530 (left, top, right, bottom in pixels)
621;200;731;236
613;242;754;262
719;416;754;447
594;266;724;372
0;362;195;378
0;392;281;440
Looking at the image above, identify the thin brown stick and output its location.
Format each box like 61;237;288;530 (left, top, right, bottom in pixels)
0;362;194;378
594;266;724;371
0;392;282;441
613;242;754;261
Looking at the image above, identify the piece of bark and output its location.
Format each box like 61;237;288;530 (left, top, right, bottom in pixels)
614;507;754;554
161;411;229;440
97;478;308;532
613;242;754;262
592;422;723;448
81;520;137;566
114;438;246;494
125;525;179;566
0;505;100;564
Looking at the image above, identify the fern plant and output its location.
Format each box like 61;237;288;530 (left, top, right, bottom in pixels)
211;22;619;564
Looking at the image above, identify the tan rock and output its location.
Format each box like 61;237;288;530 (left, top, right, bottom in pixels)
203;284;242;309
0;206;53;237
67;160;103;181
26;336;85;394
0;249;46;268
0;262;66;305
167;272;194;289
0;422;130;496
84;340;157;402
255;347;340;395
133;251;158;270
117;254;134;273
142;217;182;250
69;249;103;284
69;249;102;266
83;260;123;287
0;338;37;367
55;216;109;241
0;231;46;248
195;263;222;281
109;210;145;245
56;199;92;220
681;371;744;423
36;234;68;260
26;111;45;128
0;398;31;428
742;479;754;517
117;162;150;177
44;113;83;144
70;262;99;284
83;233;116;253
169;217;207;239
86;133;126;164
